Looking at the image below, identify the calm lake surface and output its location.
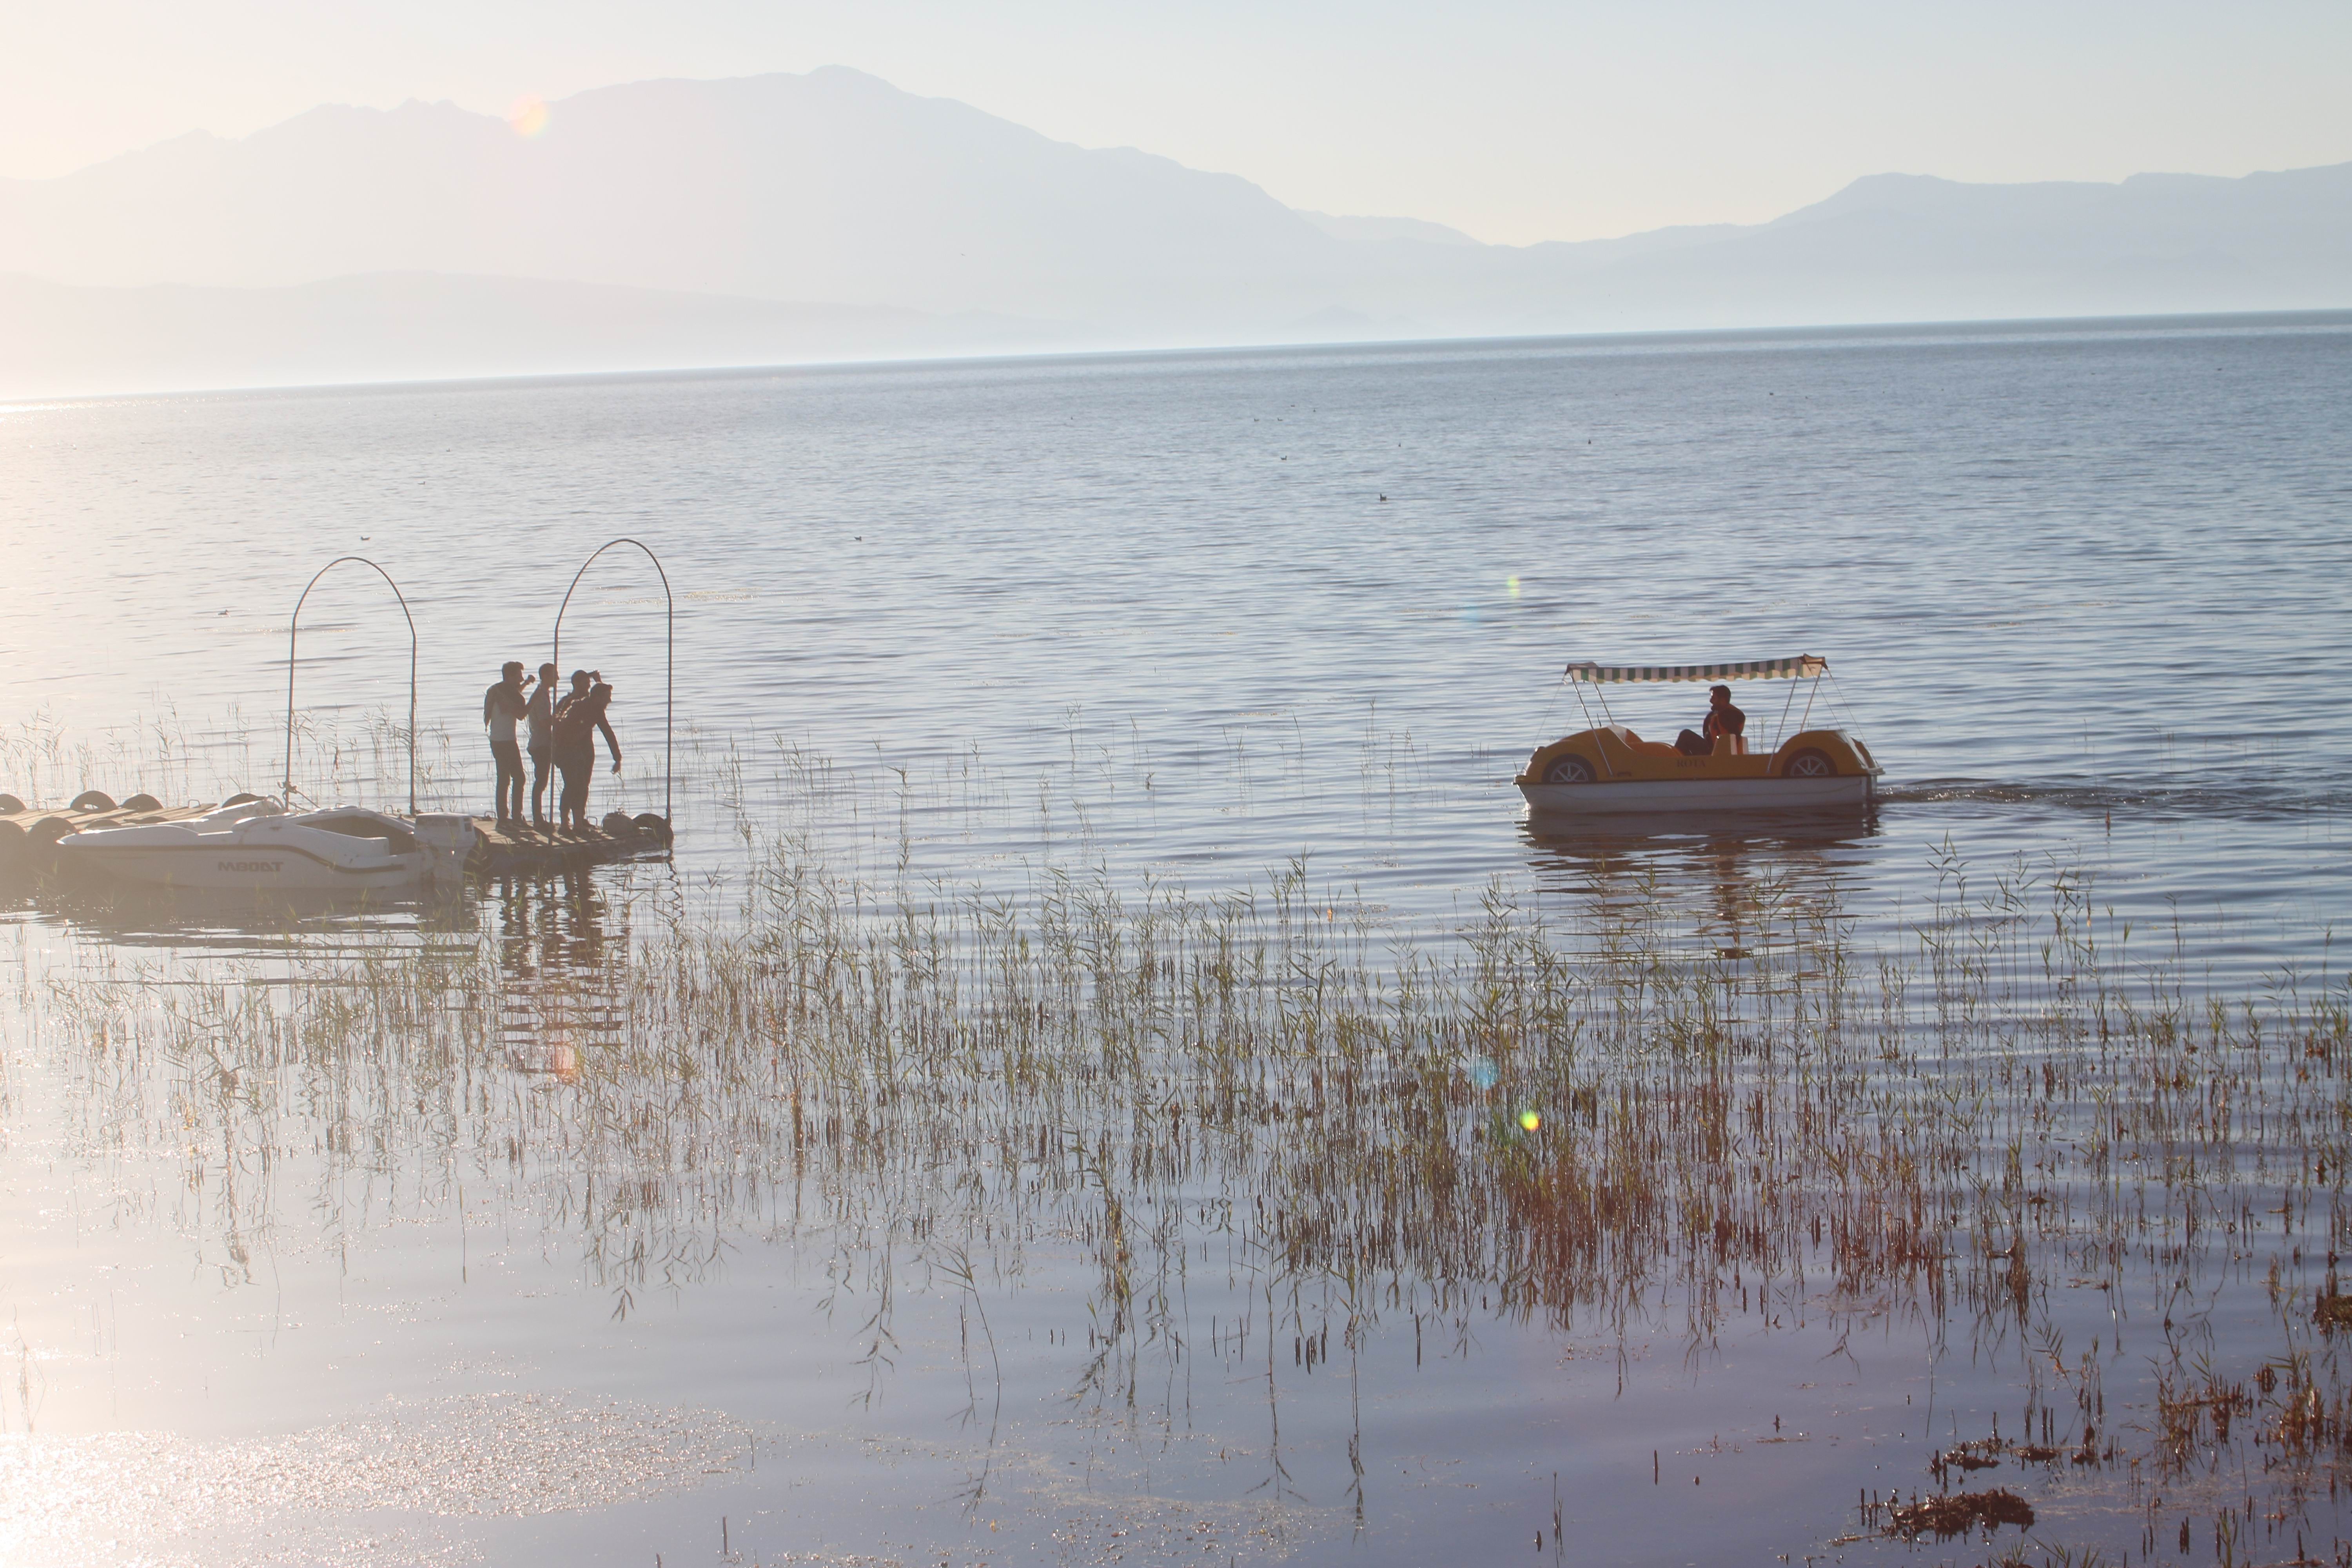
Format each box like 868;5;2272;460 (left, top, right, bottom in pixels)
2;316;2350;1566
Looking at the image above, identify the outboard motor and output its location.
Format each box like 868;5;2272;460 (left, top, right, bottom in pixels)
412;814;479;886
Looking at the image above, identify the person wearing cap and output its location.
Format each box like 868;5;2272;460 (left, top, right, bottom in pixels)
1676;685;1746;757
482;662;531;821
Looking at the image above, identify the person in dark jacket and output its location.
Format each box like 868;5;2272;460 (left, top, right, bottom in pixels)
1676;685;1746;757
552;673;621;833
524;662;562;828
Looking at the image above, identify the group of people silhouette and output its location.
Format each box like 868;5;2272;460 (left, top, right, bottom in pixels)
481;663;622;833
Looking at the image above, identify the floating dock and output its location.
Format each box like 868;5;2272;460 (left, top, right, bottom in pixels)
0;791;671;880
463;813;674;876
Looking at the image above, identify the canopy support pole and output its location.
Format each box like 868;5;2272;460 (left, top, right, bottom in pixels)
284;557;418;815
1569;675;1599;732
1566;676;1619;776
1773;681;1801;751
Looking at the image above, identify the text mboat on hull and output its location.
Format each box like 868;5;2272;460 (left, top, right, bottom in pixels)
1516;655;1880;816
56;798;476;891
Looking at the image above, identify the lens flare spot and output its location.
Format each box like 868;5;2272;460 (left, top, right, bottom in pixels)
1467;1055;1498;1091
1506;575;1521;598
1518;1109;1541;1132
508;95;550;137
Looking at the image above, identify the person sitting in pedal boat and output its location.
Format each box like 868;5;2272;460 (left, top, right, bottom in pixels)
1676;685;1746;757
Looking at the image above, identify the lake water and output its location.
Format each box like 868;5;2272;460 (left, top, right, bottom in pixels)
2;315;2350;1566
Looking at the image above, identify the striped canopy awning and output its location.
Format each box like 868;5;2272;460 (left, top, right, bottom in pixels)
1564;656;1828;683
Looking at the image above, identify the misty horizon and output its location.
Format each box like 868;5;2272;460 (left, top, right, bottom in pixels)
15;64;2352;254
3;65;2348;399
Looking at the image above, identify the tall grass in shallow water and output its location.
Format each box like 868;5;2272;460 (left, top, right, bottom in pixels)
32;835;2352;1561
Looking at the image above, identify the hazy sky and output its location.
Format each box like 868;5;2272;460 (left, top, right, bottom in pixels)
4;0;2348;244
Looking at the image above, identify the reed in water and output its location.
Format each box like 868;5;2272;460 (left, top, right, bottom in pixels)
25;823;2352;1563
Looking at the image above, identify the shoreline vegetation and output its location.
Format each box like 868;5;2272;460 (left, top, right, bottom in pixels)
0;706;462;822
17;783;2352;1561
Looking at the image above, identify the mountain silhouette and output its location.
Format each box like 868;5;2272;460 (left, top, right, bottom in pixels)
0;68;1338;326
2;66;2347;395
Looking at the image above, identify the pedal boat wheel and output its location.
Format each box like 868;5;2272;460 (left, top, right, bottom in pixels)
1542;753;1596;785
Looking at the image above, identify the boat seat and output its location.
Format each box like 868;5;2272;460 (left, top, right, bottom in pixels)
1613;728;1682;761
1713;734;1749;756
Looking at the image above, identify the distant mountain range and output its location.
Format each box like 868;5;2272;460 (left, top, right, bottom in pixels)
3;66;2348;396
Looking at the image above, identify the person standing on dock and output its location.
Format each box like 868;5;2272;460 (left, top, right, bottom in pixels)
524;662;561;829
552;673;621;834
553;668;592;722
549;667;592;822
483;662;530;822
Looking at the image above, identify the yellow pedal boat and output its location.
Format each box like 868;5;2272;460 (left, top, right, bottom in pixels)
1517;655;1881;816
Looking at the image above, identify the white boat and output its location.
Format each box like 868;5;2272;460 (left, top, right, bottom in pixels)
1517;769;1874;815
1517;656;1881;817
56;799;477;891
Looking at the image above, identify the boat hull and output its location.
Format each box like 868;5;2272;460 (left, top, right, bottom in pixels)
1519;774;1873;816
61;843;425;891
54;804;474;892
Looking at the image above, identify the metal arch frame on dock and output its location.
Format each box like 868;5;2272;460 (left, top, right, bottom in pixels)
551;538;673;825
284;556;418;816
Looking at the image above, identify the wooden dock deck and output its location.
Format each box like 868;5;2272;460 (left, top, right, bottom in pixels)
0;791;671;879
463;814;674;875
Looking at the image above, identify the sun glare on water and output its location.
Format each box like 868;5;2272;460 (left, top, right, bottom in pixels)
508;95;549;137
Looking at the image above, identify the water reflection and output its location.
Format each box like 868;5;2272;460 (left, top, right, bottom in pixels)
1521;806;1882;950
0;866;475;957
490;870;624;1079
